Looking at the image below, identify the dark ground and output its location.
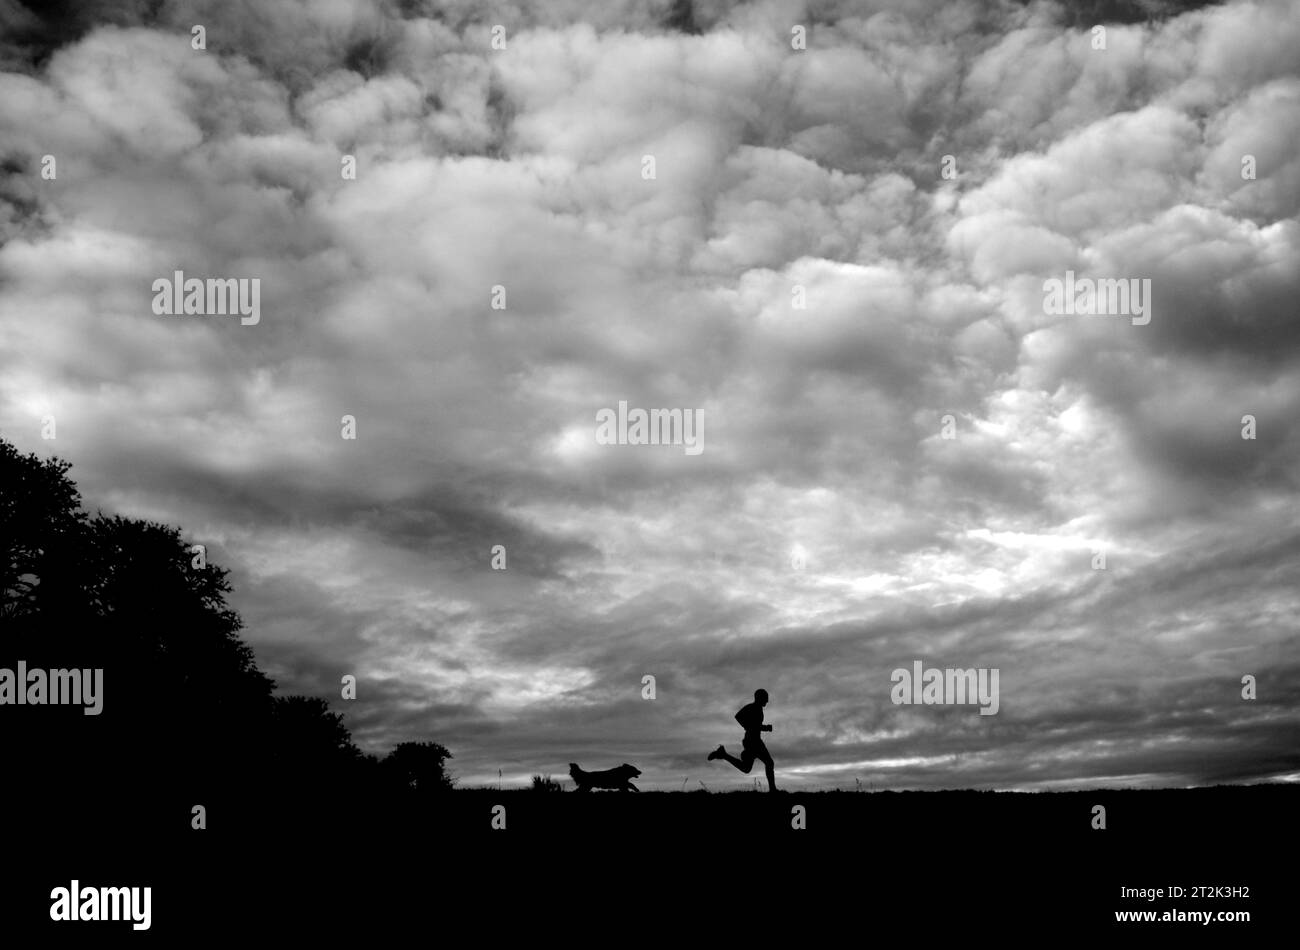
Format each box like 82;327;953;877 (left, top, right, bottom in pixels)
5;783;1290;940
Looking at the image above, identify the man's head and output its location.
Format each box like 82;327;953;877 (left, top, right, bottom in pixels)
754;688;769;706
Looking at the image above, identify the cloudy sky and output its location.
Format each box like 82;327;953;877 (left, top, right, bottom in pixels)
2;0;1298;790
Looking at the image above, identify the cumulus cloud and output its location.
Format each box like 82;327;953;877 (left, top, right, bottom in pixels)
2;0;1297;788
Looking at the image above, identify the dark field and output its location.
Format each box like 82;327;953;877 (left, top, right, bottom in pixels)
8;784;1289;939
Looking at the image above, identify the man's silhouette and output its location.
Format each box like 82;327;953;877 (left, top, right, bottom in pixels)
708;688;777;792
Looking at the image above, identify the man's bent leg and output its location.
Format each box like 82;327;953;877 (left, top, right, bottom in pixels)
720;747;756;773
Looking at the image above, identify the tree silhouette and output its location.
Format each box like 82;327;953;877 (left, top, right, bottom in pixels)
381;741;454;794
0;440;84;619
0;435;450;831
269;695;371;794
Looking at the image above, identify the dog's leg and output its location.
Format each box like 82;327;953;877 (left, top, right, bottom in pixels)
626;782;639;792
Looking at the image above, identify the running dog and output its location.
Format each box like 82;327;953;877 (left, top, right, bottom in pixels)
568;762;641;792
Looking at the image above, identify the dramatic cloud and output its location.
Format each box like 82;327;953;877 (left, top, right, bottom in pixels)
2;0;1297;788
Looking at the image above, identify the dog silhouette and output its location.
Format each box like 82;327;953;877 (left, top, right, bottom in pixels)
569;762;641;792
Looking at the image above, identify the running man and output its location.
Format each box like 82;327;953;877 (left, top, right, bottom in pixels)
708;688;778;792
